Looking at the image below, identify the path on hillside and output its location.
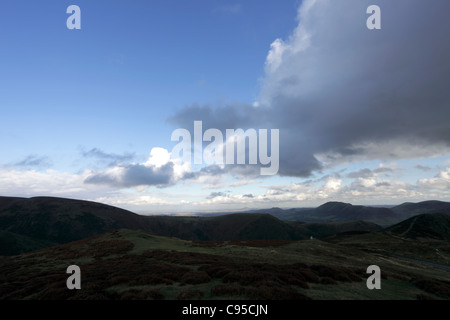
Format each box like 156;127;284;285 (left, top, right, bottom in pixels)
400;216;418;237
391;255;450;272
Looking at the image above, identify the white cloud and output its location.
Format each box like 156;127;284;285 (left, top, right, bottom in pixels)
0;168;110;199
324;177;341;191
265;39;288;73
418;167;450;190
144;147;171;168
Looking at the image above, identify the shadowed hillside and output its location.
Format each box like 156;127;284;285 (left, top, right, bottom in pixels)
0;196;311;255
386;213;450;241
251;202;398;225
143;213;309;241
1;229;449;300
2;196;449;257
0;196;146;246
392;201;450;219
251;201;450;226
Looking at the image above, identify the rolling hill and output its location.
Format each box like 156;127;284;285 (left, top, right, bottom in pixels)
0;196;146;245
2;196;450;256
385;213;450;241
1;228;450;300
0;196;385;256
252;200;450;226
251;202;398;225
392;201;450;219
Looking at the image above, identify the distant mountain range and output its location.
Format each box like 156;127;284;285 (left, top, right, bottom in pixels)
248;200;450;226
1;196;450;256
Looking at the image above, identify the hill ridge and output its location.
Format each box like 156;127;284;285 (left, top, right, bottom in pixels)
1;196;449;256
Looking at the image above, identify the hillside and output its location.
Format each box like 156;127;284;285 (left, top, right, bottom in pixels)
392;201;450;219
2;196;450;256
1;229;449;300
0;230;56;256
301;220;382;238
143;213;309;241
0;196;147;245
252;201;450;226
252;202;399;225
0;197;313;255
386;213;450;241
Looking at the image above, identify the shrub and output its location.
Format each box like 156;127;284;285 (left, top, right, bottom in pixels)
412;278;450;299
177;289;204;300
181;271;211;285
246;286;310;300
319;277;338;285
310;265;360;283
211;284;246;297
198;265;232;278
120;289;164;300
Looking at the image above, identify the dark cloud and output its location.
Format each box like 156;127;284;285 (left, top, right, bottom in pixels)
82;148;135;166
347;168;374;179
168;0;450;178
84;162;174;188
14;155;51;168
347;167;393;179
207;191;229;199
375;182;391;187
182;163;261;181
415;164;432;172
373;167;393;174
242;193;254;198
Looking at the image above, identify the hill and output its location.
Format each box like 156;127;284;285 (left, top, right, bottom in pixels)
0;196;146;245
392;201;450;219
385;213;450;241
0;230;56;256
301;220;382;238
3;196;450;256
0;197;314;255
252;202;399;225
143;213;309;241
252;201;450;226
1;229;449;300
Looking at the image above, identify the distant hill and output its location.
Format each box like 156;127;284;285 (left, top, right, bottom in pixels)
392;201;450;219
0;197;313;255
385;213;450;241
2;196;450;256
251;201;450;226
0;196;386;256
313;202;395;224
251;202;398;225
301;220;382;238
143;213;308;241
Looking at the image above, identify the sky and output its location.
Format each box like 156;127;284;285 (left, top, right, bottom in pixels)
1;0;450;214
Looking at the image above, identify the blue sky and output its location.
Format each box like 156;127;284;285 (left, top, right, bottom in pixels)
1;0;450;213
1;0;298;169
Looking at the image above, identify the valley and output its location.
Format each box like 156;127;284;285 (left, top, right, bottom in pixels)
0;196;449;300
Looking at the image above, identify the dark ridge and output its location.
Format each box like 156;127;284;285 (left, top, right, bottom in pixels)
386;213;450;241
392;200;450;218
1;196;449;256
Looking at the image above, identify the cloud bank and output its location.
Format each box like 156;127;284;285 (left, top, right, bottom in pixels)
170;0;450;178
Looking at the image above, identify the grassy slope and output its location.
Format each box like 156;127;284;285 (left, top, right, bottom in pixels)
1;229;449;300
385;213;450;241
